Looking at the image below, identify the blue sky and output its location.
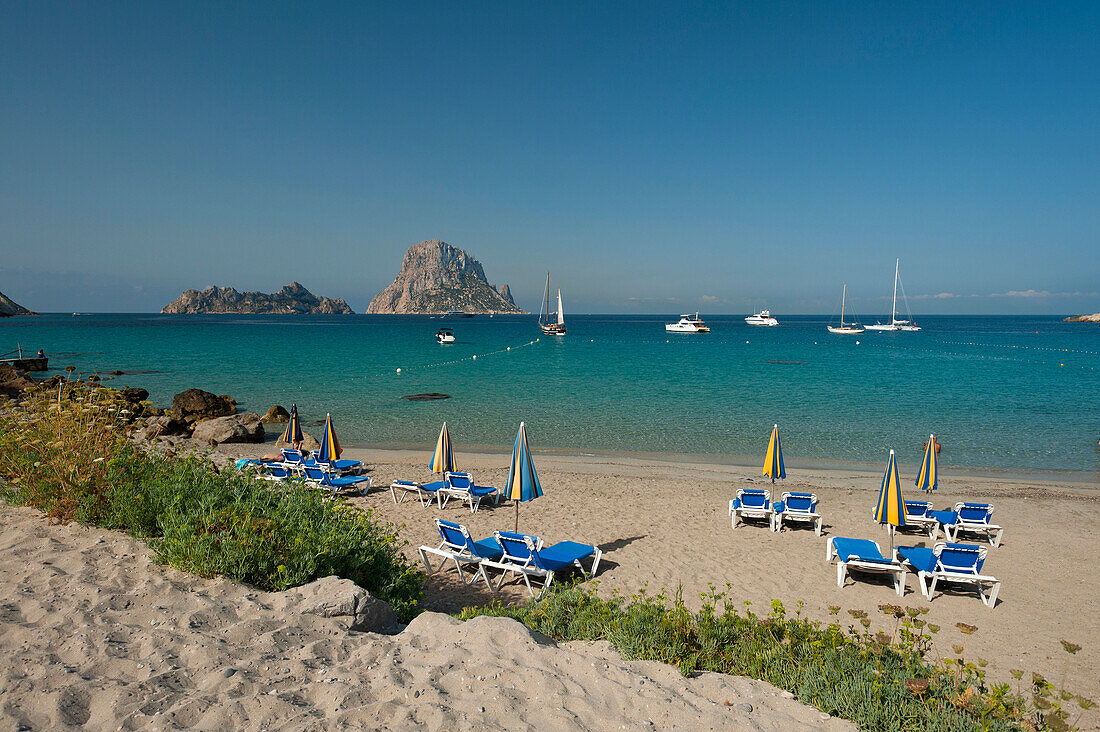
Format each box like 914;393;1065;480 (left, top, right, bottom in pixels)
1;1;1097;314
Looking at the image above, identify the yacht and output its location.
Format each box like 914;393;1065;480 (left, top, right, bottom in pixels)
745;309;778;327
538;272;566;335
666;313;711;333
865;259;922;331
827;284;865;334
435;328;455;344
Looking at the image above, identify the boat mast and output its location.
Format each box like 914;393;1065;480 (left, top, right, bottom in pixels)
540;272;550;327
891;258;899;324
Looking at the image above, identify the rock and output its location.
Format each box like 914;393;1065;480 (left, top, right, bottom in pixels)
0;363;24;382
278;576;399;634
161;282;353;314
119;387;150;404
366;240;527;314
169;388;237;426
143;415;187;439
261;405;290;424
191;413;265;445
402;393;450;401
1063;312;1100;323
300;432;320;451
0;290;35;317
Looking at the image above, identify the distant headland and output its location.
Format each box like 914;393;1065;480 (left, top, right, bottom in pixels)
0;290;35;317
366;240;526;315
161;282;353;314
1063;312;1100;323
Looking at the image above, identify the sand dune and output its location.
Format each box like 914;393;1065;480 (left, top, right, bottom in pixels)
0;502;850;730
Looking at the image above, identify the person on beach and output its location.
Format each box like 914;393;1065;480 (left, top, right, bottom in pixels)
36;349;45;358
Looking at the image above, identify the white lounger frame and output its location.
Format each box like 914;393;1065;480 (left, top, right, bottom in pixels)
729;489;775;530
417;537;495;591
912;543;1001;608
438;472;500;513
775;492;822;535
945;503;1004;547
389;480;442;507
826;538;906;597
482;534;603;598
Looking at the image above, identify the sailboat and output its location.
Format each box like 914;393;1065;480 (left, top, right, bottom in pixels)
827;284;864;334
865;259;921;331
538;272;566;335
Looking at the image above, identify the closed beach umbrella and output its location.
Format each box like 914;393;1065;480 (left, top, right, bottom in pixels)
279;404;303;446
874;449;906;551
506;422;543;532
317;413;342;462
763;424;786;483
915;434;938;493
429;422;456;474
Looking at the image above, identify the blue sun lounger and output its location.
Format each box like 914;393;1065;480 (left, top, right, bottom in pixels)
901;501;939;539
301;466;372;496
945;503;1004;547
897;542;1001;608
417;519;503;590
440;472;500;513
389;479;445;506
729;489;775;530
486;531;602;597
826;537;906;597
774;492;822;535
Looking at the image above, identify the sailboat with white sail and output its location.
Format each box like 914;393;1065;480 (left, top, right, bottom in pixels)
538;272;566;335
827;284;864;334
865;259;921;332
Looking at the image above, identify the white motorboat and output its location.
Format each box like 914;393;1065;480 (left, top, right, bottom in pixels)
538;272;566;335
827;284;865;334
666;313;711;333
745;309;778;327
865;259;922;331
435;328;455;343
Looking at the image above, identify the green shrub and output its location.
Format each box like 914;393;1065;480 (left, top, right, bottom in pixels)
0;378;423;620
461;584;1089;731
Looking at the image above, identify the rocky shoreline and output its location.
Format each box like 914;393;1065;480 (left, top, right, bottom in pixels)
1063;311;1100;322
162;282;353;314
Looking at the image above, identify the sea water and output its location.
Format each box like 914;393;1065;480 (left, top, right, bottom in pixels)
4;314;1099;477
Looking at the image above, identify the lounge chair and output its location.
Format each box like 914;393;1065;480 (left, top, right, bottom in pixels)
389;479;445;506
774;491;822;535
729;489;775;530
897;542;1001;608
417;519;503;590
945;503;1004;547
486;531;602;597
439;472;500;513
901;501;940;539
301;466;372;496
826;537;906;597
306;450;363;476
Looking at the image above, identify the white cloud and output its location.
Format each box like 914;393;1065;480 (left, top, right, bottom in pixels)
701;295;719;302
991;289;1051;298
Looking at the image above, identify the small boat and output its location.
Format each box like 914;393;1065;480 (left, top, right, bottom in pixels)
745;309;778;327
443;310;475;318
666;313;711;333
827;284;864;334
435;328;455;344
538;272;566;335
865;259;921;331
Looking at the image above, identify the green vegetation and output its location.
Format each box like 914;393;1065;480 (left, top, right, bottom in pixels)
461;584;1091;731
0;377;423;620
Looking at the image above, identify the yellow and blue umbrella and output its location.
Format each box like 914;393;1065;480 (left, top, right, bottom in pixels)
429;422;456;474
279;404;303;446
763;424;786;483
916;434;938;492
317;413;342;462
506;422;543;532
874;449;906;550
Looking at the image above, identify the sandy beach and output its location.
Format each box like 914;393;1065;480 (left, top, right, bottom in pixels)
222;444;1100;722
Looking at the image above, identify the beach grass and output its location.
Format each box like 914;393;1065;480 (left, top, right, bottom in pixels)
0;378;423;620
461;583;1090;731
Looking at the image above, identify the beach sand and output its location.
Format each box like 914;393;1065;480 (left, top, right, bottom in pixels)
0;501;850;730
223;444;1100;725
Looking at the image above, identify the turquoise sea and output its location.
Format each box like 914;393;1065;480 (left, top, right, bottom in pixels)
4;314;1099;479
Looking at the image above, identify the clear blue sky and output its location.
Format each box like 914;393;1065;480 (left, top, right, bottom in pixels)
1;1;1097;314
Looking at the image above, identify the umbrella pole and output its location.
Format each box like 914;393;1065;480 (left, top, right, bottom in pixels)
514;502;519;533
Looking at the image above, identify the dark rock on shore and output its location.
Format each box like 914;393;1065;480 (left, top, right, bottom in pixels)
169;389;237;427
261;405;290;423
366;240;527;314
0;290;35;317
162;282;354;315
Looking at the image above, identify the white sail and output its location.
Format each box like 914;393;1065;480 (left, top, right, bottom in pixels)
556;289;564;326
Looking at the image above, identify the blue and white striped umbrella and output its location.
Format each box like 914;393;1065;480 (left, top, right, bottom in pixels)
505;422;543;532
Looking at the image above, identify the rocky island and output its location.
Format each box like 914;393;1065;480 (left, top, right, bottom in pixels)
162;282;353;315
366;240;525;314
1063;312;1100;323
0;290;35;317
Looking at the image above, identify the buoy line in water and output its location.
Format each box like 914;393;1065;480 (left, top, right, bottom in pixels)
869;341;1097;371
934;340;1100;356
384;338;542;376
